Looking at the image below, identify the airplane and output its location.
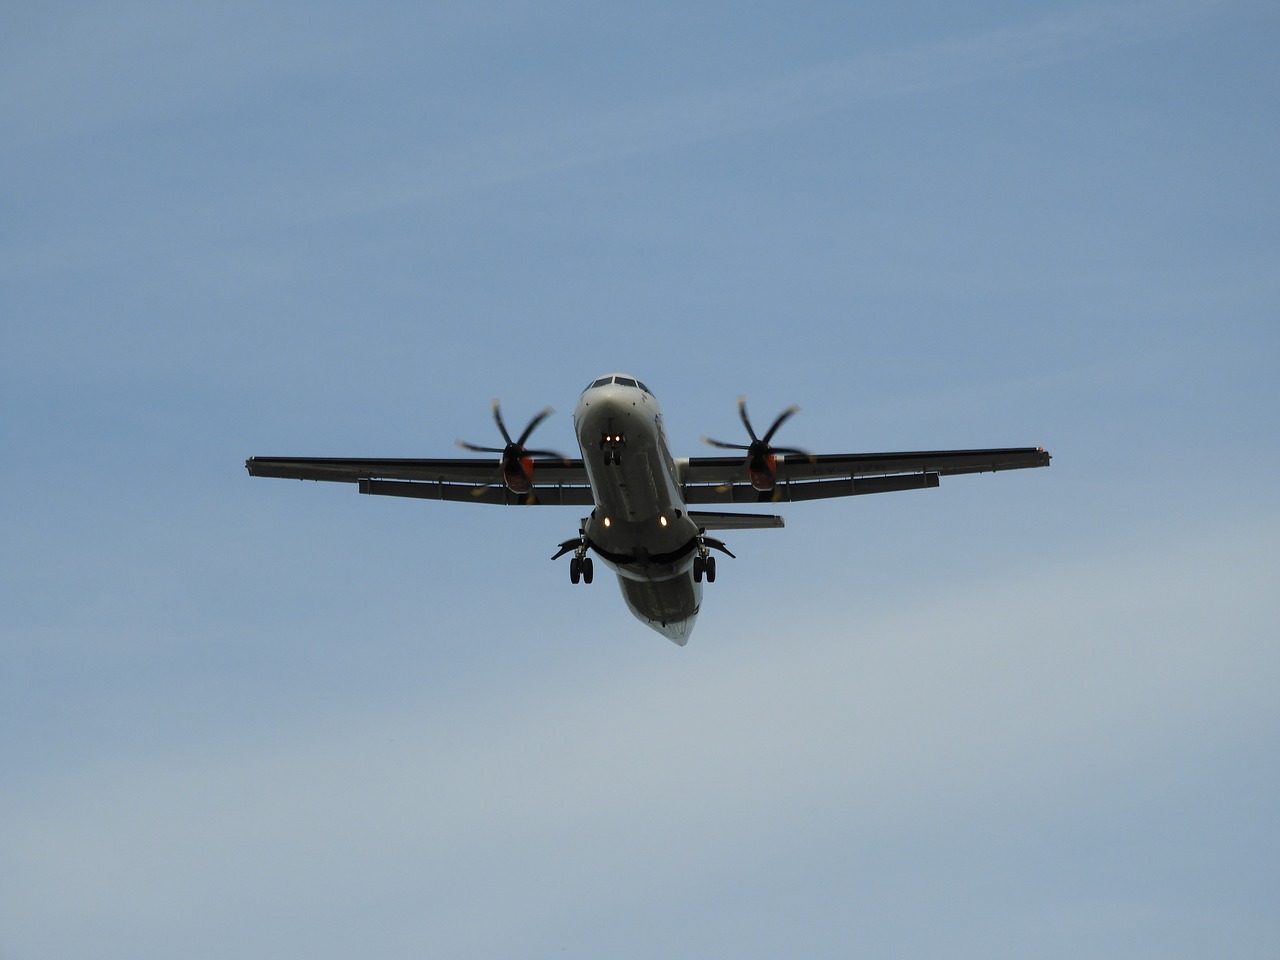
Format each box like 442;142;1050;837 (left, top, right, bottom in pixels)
246;373;1050;645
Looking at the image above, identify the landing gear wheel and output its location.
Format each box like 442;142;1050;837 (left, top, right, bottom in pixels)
705;555;717;583
582;557;594;584
693;556;705;583
570;557;581;584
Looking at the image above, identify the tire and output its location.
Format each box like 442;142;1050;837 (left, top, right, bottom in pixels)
570;557;581;584
582;557;594;584
706;555;717;583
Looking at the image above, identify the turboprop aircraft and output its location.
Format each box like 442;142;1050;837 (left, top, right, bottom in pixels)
246;373;1050;644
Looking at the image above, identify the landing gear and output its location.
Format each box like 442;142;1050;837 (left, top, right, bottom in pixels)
557;534;594;585
599;431;625;465
693;534;733;583
693;554;717;583
570;555;594;584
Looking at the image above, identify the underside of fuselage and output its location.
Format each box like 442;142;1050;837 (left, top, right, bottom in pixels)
574;374;705;644
614;566;700;644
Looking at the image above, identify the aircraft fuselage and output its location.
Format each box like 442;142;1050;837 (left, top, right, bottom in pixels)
574;375;703;643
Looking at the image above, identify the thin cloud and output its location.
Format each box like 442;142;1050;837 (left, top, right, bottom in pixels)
4;503;1274;955
2;0;1238;275
375;0;1234;206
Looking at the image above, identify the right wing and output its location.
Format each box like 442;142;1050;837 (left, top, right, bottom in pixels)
244;457;595;506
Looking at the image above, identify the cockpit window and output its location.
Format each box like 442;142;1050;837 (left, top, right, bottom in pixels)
583;375;655;396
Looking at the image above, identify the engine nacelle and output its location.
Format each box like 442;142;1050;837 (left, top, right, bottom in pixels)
746;451;778;492
502;454;535;495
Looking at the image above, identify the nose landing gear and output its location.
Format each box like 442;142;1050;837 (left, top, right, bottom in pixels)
599;431;625;465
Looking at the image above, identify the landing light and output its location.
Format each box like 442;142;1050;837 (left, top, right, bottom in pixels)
660;516;667;527
603;517;611;527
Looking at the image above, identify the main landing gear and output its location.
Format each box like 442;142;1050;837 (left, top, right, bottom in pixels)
694;534;733;583
553;532;733;586
553;534;594;585
692;554;716;583
569;554;594;584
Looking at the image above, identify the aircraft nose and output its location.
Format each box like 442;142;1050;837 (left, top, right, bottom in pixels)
578;385;627;417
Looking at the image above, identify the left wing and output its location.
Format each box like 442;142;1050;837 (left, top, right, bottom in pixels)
680;447;1051;503
244;457;595;506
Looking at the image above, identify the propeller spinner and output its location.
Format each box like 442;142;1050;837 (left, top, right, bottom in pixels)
457;400;564;497
702;396;807;493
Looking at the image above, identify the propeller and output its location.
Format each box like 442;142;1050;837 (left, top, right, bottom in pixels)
702;396;807;493
457;400;564;497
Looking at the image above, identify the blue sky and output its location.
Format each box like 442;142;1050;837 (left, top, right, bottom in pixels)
3;1;1277;956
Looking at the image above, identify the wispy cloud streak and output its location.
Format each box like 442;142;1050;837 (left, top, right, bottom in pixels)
2;0;1238;274
378;0;1232;206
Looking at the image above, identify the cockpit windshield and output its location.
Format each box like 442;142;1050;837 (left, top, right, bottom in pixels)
583;376;655;396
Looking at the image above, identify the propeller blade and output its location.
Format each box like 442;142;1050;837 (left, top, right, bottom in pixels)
701;436;751;451
466;403;558;456
491;399;514;445
710;396;808;489
736;396;759;442
456;440;505;454
516;407;555;448
460;399;562;494
469;464;507;495
762;405;800;444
